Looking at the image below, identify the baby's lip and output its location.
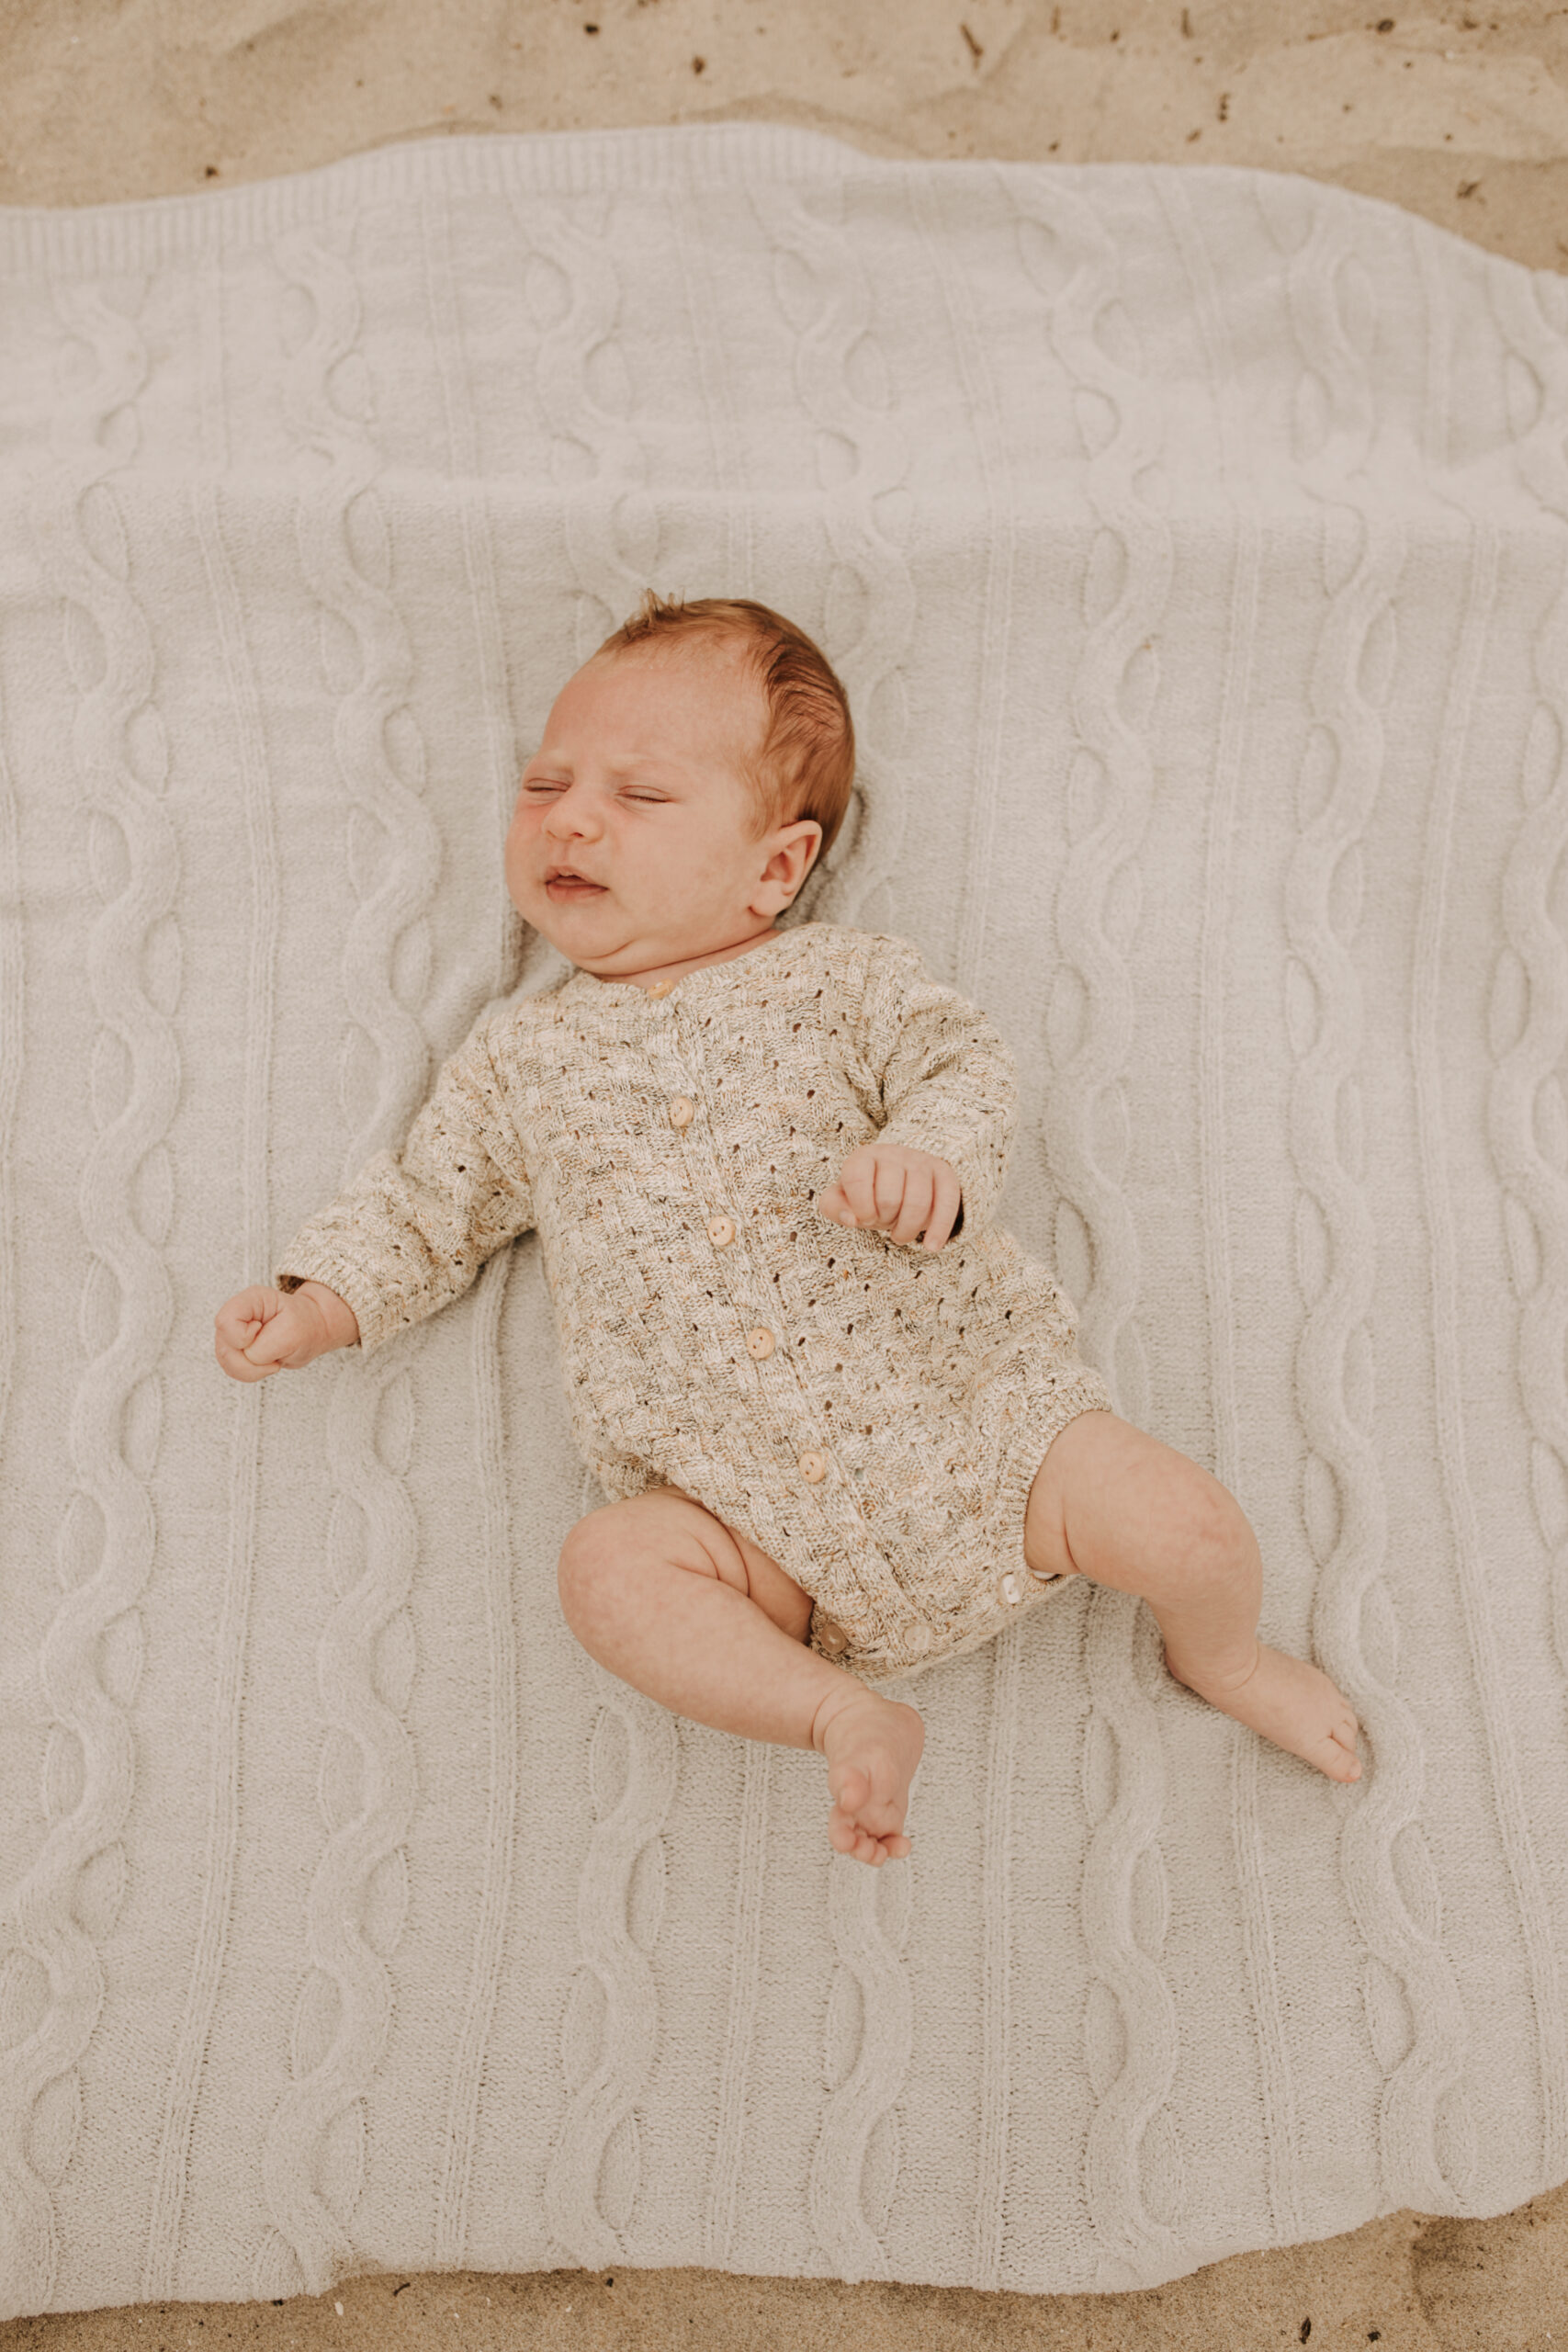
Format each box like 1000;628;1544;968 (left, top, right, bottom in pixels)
546;867;604;885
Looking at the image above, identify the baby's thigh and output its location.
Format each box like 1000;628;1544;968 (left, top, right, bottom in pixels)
598;1484;816;1645
1022;1408;1236;1586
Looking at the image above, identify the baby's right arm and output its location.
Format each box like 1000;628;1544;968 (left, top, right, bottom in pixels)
216;1007;536;1378
214;1277;361;1383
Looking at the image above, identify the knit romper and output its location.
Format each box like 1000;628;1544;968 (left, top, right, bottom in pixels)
276;922;1112;1686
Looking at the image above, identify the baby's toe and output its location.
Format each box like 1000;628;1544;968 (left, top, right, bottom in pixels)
829;1814;860;1857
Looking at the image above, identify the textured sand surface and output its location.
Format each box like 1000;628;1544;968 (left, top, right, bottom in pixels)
3;4;1567;2346
6;0;1568;272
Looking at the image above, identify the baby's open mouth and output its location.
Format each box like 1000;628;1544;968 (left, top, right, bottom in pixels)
547;872;606;896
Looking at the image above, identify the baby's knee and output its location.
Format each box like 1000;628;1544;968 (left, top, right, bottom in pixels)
556;1502;659;1615
1174;1478;1258;1591
556;1492;737;1620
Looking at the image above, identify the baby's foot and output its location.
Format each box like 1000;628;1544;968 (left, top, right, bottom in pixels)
1164;1641;1362;1783
815;1692;926;1866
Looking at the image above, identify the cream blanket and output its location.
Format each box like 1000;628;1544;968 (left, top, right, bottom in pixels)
1;124;1565;2318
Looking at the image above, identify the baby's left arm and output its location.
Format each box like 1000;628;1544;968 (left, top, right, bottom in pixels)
818;935;1020;1249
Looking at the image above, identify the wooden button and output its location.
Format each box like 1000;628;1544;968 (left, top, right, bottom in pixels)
814;1614;849;1656
669;1095;694;1129
706;1215;736;1247
647;978;674;997
746;1327;775;1359
798;1450;827;1483
1029;1565;1063;1586
905;1623;933;1655
999;1570;1022;1605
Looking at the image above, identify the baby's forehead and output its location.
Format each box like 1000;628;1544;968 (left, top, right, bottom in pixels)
588;631;756;689
550;636;767;754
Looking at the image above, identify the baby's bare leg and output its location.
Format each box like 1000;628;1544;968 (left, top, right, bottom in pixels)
1025;1410;1362;1783
557;1486;925;1864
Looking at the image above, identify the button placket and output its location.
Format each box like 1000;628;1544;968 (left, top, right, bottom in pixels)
660;1041;739;1255
662;1016;786;1422
658;989;822;1495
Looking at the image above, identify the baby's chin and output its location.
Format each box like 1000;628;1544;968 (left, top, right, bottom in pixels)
537;906;669;977
533;885;620;946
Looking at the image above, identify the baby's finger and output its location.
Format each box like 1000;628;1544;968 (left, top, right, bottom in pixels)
869;1157;908;1233
835;1158;883;1227
870;1155;906;1225
887;1170;932;1248
240;1314;302;1371
214;1286;277;1346
920;1168;963;1251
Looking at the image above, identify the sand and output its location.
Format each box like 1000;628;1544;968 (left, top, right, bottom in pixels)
2;3;1566;2346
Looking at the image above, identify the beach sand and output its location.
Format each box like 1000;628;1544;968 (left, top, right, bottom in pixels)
2;4;1566;2345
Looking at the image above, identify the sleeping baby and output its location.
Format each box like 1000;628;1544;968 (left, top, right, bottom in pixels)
214;592;1362;1868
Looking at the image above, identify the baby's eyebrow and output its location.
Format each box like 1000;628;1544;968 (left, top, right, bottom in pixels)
526;752;677;771
524;750;684;783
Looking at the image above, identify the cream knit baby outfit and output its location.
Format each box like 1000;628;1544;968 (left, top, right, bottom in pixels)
276;922;1111;1686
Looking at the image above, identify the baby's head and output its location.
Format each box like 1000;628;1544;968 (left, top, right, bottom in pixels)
506;593;854;985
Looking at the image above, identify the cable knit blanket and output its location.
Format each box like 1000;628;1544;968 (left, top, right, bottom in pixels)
2;124;1567;2321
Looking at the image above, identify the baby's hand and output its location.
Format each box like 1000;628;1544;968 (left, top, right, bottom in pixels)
213;1283;358;1383
817;1144;962;1253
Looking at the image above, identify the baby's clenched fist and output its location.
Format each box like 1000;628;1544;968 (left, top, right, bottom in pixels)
213;1282;359;1382
817;1143;962;1252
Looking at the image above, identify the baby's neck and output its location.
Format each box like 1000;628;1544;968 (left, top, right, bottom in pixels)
591;924;783;992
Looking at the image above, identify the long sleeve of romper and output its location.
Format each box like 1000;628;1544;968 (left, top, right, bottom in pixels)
856;934;1018;1238
274;1012;536;1358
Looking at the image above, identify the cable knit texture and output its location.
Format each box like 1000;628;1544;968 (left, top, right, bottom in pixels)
276;923;1111;1683
2;121;1568;2324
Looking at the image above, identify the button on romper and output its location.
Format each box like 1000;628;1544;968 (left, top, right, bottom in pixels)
276;922;1112;1686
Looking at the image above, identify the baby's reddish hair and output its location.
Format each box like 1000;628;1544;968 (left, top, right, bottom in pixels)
594;591;855;869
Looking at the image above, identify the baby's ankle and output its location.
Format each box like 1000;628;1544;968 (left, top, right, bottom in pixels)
1163;1635;1260;1698
808;1679;880;1755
